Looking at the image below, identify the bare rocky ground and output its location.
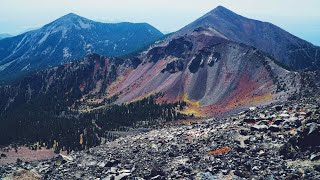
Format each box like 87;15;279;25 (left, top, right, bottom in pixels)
1;97;320;180
0;147;56;166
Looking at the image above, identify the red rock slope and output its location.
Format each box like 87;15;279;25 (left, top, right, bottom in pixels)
107;28;300;116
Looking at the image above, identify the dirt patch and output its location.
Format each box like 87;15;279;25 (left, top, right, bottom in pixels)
0;147;56;165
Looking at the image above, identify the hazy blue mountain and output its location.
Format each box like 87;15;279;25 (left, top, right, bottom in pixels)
0;33;12;40
0;13;163;82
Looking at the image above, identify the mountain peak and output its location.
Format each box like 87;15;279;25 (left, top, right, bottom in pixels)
174;5;320;70
213;5;229;12
58;13;87;22
65;13;79;17
46;13;92;29
209;6;238;17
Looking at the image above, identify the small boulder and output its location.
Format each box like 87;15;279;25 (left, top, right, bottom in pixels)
274;105;283;111
310;153;320;161
150;175;163;180
106;159;120;167
279;113;290;118
145;168;166;179
269;125;281;132
1;153;7;158
299;112;307;116
239;128;250;136
16;158;23;164
110;167;118;174
307;123;319;135
306;111;312;117
243;118;256;124
279;143;298;159
59;154;73;162
208;146;231;155
274;119;284;125
234;133;250;149
251;125;268;131
97;161;106;168
115;172;131;180
314;165;320;172
234;168;250;178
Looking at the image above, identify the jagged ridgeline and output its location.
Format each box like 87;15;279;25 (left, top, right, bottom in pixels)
0;93;187;153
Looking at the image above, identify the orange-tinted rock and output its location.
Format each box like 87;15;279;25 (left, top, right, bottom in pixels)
208;146;231;155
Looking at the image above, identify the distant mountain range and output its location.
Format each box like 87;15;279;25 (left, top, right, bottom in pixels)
0;11;301;117
1;7;319;85
0;13;164;82
0;6;318;150
0;33;12;40
173;6;320;70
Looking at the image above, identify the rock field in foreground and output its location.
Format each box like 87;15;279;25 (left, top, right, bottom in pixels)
1;97;320;180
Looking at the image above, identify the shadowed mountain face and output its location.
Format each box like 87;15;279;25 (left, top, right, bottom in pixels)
174;6;320;70
0;13;164;83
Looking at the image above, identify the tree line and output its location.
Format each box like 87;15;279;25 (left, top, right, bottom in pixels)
0;93;187;153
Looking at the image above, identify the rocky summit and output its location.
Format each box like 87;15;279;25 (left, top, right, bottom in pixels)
1;96;320;179
174;6;320;70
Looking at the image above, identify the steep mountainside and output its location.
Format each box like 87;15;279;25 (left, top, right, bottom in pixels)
0;13;163;82
173;6;320;70
106;28;300;116
0;54;127;114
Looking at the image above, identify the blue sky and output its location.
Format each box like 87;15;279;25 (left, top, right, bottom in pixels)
1;0;320;45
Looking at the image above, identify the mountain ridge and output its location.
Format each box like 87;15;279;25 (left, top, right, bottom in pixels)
173;6;320;70
0;28;300;117
0;33;12;40
0;13;164;83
